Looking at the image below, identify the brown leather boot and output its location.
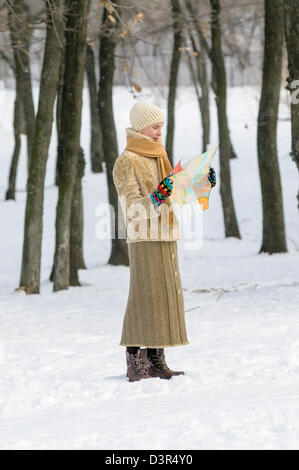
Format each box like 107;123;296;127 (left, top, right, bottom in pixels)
146;348;185;380
126;348;152;382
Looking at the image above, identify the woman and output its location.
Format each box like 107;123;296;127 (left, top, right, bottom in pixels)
112;101;216;382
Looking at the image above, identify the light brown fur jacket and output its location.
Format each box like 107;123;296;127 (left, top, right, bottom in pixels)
112;127;181;244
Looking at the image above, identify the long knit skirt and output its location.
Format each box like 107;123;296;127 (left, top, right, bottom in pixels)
120;240;189;348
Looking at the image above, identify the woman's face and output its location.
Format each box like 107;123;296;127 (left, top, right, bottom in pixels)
140;122;163;142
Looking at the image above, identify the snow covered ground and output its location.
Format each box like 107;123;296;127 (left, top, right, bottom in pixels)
0;84;299;450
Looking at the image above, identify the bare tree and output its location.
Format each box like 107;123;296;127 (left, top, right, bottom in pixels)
7;0;36;173
183;0;210;152
284;0;299;211
185;0;238;159
51;35;87;285
18;0;65;294
86;42;104;173
165;0;183;164
209;0;241;238
257;0;287;254
98;0;129;266
54;35;65;187
5;61;24;201
69;146;87;286
53;0;91;291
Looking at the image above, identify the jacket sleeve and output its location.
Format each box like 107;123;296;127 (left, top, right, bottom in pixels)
113;156;161;223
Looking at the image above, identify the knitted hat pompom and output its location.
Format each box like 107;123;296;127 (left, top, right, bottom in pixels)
129;101;165;132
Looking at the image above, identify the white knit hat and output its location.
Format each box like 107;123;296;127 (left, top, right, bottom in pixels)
129;101;165;131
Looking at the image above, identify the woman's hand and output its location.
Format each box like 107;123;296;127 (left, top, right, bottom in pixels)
151;176;173;206
208;167;216;188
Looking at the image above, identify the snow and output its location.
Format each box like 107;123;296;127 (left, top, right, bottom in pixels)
0;84;299;450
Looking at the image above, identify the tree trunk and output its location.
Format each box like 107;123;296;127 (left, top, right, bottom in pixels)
210;0;241;238
257;0;287;254
188;30;210;153
5;82;24;200
55;38;66;187
98;3;129;266
185;0;237;160
53;0;91;292
18;0;65;294
8;0;35;173
86;43;104;173
166;0;183;165
185;45;203;142
70;146;86;286
51;144;86;284
284;0;299;211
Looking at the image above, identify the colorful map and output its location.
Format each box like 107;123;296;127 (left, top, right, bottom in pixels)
169;144;218;213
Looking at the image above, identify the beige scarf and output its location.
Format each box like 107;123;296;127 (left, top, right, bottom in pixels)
125;135;172;180
125;135;175;227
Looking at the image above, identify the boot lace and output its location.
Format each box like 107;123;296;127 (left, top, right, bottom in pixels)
151;353;170;371
129;351;149;374
139;355;149;374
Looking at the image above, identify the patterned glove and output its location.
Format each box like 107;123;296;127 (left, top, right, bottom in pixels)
151;176;173;206
208;167;216;188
